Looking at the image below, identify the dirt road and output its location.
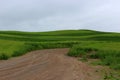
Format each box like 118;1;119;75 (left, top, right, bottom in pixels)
0;48;103;80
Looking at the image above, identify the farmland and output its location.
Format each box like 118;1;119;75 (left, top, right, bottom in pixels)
0;29;120;79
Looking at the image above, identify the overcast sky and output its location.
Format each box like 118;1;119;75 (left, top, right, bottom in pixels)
0;0;120;32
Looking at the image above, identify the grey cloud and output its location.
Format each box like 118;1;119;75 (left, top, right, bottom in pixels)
0;0;120;32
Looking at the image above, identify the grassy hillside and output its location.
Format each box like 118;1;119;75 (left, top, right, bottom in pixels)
0;29;120;56
0;29;120;71
0;29;120;42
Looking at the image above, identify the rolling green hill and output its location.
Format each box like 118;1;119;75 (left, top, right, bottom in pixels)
0;29;120;71
0;29;120;55
0;29;119;42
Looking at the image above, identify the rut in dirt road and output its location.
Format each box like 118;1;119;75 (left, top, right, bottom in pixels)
0;48;102;80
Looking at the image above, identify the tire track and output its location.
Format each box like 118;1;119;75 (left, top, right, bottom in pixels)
0;51;50;79
0;48;102;80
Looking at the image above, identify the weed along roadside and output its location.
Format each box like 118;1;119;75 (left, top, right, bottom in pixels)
68;43;120;70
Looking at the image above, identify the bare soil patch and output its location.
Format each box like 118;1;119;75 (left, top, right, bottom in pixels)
0;48;104;80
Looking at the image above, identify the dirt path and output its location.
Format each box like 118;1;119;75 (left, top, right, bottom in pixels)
0;48;103;80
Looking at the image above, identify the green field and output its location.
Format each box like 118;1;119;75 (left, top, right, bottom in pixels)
0;29;120;71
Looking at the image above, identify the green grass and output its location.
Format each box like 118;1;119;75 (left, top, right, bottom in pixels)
0;29;119;42
0;29;120;71
68;42;120;70
0;40;24;56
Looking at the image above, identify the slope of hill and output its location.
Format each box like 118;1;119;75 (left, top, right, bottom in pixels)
0;29;120;42
0;29;120;79
0;29;120;57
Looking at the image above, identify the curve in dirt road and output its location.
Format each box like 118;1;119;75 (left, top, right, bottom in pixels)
0;48;103;80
